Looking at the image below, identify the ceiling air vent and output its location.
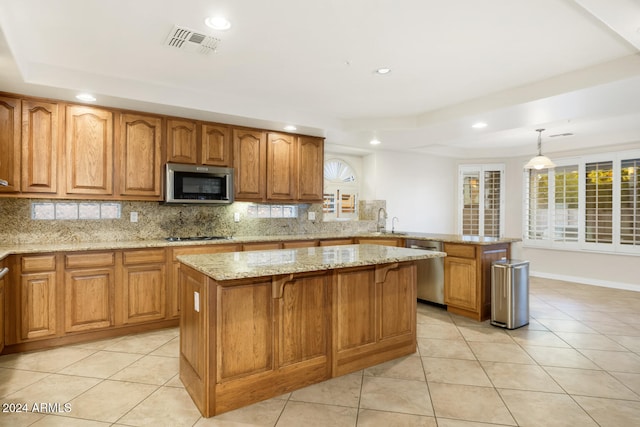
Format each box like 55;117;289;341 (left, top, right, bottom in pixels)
164;25;220;54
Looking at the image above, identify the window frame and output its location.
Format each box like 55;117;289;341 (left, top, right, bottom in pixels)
522;149;640;256
457;164;505;238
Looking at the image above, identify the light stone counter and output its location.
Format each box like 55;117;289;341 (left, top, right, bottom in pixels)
178;244;446;281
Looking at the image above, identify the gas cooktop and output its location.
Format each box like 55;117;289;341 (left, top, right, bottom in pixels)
165;236;230;242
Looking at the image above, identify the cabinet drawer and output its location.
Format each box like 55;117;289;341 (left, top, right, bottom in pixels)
123;249;166;265
171;244;242;261
319;238;354;246
65;252;115;268
21;254;56;272
444;244;476;259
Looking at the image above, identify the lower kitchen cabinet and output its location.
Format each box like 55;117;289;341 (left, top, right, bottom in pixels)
64;252;115;333
0;259;7;353
118;249;166;324
18;254;59;341
355;237;404;247
444;242;509;321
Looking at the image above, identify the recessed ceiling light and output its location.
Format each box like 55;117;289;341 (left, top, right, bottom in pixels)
205;16;231;30
76;93;96;102
284;125;297;132
374;68;391;75
472;122;487;129
370;138;381;145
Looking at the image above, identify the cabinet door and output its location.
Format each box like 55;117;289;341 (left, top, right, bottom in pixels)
266;133;297;200
119;113;162;198
444;257;477;311
377;263;415;341
0;265;5;353
201;123;231;166
20;271;57;340
22;100;59;193
64;268;114;332
120;249;166;325
297;136;323;201
65;105;114;195
217;280;273;381
233;128;266;201
356;238;403;247
335;267;376;353
167;119;197;164
0;96;21;193
277;273;330;369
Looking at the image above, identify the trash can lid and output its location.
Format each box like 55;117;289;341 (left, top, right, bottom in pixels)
492;259;529;267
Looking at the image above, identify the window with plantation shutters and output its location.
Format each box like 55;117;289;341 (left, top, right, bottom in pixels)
554;166;579;243
523;149;640;255
620;158;640;246
458;165;504;238
525;169;549;241
323;158;358;221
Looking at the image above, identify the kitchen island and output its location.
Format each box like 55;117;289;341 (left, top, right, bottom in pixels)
177;244;445;417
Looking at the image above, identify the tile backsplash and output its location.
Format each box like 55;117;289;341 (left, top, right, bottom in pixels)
0;199;380;245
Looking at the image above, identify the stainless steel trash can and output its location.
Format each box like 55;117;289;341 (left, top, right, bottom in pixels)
491;259;529;329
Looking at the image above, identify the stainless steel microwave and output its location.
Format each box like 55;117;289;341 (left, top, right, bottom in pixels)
164;163;234;204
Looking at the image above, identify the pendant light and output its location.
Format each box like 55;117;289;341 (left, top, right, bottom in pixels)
524;128;556;170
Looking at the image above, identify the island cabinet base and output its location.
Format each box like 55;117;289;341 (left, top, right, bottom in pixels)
179;261;417;417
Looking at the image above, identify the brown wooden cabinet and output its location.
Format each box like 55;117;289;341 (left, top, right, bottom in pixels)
21;99;59;194
444;242;509;321
319;238;354;246
118;249;167;324
0;96;21;193
64;252;115;333
18;254;59;341
0;260;6;353
201;123;232;166
297;136;324;202
118;113;163;198
166;118;198;164
233;128;267;201
282;240;318;249
267;132;297;200
333;262;416;376
65;105;114;196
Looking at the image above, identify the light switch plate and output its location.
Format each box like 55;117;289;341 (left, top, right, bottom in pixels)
234;212;240;222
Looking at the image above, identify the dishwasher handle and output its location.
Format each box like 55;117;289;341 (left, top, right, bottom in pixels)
0;267;8;279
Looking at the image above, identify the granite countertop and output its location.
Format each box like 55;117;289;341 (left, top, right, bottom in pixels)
178;244;447;281
0;232;520;261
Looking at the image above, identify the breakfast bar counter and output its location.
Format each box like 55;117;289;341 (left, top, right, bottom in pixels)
177;244;445;417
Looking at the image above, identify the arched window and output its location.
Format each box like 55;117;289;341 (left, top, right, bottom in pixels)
323;158;359;220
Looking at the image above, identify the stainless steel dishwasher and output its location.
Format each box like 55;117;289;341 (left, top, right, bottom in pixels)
405;239;445;305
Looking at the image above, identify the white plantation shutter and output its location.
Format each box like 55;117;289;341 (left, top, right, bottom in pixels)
620;158;640;246
585;161;613;244
554;166;579;243
525;169;549;241
459;165;504;238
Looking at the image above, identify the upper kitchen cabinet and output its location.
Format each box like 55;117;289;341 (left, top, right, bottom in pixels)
21;99;59;194
118;113;163;199
201;123;232;166
266;132;297;201
233;128;267;201
166;118;198;164
166;119;232;167
297;136;324;202
65;105;114;196
0;96;21;193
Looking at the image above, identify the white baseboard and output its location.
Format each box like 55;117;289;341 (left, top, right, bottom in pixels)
530;270;640;292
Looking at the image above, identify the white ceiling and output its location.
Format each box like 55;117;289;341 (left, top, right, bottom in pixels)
2;0;640;158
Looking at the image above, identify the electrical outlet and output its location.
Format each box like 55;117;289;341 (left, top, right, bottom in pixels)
308;211;316;221
194;291;200;312
130;212;138;223
234;212;240;222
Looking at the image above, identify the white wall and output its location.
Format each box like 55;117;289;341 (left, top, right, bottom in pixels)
362;150;457;233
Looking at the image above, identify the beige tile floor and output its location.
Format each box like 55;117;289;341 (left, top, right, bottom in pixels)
1;276;640;426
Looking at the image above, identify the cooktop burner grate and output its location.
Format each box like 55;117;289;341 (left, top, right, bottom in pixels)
165;236;229;242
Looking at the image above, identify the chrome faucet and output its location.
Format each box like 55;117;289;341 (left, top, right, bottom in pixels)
377;207;387;232
391;216;399;234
